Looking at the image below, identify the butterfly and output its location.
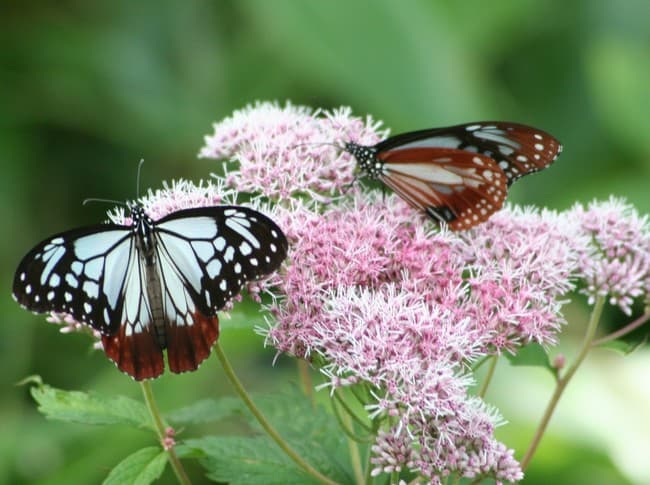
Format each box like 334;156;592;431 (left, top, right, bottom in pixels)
13;203;288;380
344;121;562;230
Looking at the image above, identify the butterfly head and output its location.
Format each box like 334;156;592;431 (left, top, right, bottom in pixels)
344;142;383;180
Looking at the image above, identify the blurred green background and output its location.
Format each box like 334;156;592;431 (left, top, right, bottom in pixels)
2;1;649;483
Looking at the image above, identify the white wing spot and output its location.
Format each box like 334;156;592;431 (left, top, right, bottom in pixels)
104;308;110;325
20;272;26;281
483;170;494;181
206;259;222;278
214;237;226;251
65;273;78;288
84;302;92;314
51;237;64;245
47;291;55;301
250;258;258;266
83;280;99;299
239;241;252;256
499;161;509;169
25;285;32;294
84;258;103;280
472;156;484;166
270;243;277;253
499;145;515;156
71;261;83;275
234;263;242;274
224;246;235;262
219;280;227;291
534;134;543;140
466;124;481;131
534;143;544;151
65;292;72;302
49;274;61;287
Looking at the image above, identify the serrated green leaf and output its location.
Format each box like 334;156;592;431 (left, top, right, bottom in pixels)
30;383;152;429
240;386;352;482
166;397;243;425
103;446;167;485
185;436;319;485
505;343;553;373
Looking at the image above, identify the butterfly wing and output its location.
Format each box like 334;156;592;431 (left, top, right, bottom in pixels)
376;121;562;185
150;206;287;374
13;224;166;380
376;148;507;230
13;225;133;334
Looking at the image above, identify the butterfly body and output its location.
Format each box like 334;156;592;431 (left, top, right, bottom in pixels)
13;203;287;380
346;121;562;230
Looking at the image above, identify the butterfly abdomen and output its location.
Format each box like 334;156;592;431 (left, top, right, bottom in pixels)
144;257;167;348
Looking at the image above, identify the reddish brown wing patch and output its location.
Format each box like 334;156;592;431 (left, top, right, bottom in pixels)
493;124;562;183
166;312;220;374
378;148;506;231
102;326;165;381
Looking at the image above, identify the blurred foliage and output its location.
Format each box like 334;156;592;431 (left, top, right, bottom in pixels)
1;0;649;483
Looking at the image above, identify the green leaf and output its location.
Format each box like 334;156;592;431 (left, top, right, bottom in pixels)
505;343;554;373
186;436;319;485
30;383;152;430
184;386;353;483
103;446;168;485
166;397;243;425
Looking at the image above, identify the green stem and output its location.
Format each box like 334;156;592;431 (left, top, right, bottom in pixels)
297;359;314;404
334;389;372;433
213;342;338;485
591;311;650;347
340;408;365;485
140;381;191;485
331;392;373;443
363;420;381;485
520;295;605;470
477;355;498;399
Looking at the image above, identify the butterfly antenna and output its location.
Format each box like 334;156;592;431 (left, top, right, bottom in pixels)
136;159;145;199
82;197;126;207
288;141;341;151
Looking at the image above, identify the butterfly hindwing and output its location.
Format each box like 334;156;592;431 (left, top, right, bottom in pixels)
377;148;507;230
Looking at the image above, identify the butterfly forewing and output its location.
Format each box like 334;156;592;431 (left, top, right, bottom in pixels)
376;121;561;185
13;225;132;334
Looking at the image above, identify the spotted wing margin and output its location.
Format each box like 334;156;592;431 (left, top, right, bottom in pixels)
377;148;507;231
13;224;134;334
151;205;288;374
376;121;562;186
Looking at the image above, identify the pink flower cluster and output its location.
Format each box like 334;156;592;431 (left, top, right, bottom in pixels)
197;102;650;483
200;101;387;202
568;197;650;315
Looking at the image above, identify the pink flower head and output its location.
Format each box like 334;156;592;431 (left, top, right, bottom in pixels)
569;197;650;314
199;101;388;202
